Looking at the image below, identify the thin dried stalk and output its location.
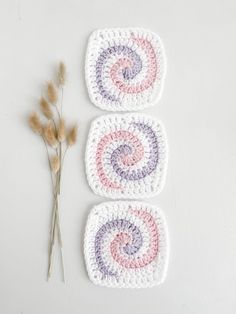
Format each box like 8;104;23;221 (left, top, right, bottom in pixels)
47;82;58;104
57;62;66;86
47;169;64;281
47;196;58;280
67;125;77;146
58;119;66;142
40;97;53;119
44;121;58;148
29;112;43;135
41;136;55;194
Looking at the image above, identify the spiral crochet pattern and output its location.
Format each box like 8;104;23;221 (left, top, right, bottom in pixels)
85;113;168;199
85;28;166;111
84;201;169;288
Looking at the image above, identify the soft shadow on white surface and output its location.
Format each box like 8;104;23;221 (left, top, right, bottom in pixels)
0;0;236;313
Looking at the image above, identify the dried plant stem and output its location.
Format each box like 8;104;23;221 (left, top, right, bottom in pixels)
47;168;65;281
42;136;55;192
55;105;61;121
51;119;57;134
58;143;62;194
55;196;65;282
41;136;58;280
46;120;66;281
57;87;66;281
60;87;64;116
55;172;65;282
57;146;68;197
47;197;57;280
57;87;64;193
52;88;64;217
47;164;58;280
62;146;68;168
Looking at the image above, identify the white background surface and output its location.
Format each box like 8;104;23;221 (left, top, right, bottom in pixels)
0;0;236;313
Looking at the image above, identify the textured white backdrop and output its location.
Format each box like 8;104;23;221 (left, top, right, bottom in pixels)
0;0;236;313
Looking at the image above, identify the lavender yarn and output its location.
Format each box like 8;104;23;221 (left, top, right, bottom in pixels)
111;123;159;180
95;45;142;103
95;219;143;277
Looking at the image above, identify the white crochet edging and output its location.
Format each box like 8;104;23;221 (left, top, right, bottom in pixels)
85;27;167;112
85;113;168;199
84;201;169;288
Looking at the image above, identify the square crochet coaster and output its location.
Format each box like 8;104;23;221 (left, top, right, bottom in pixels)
85;113;168;199
85;28;166;111
84;201;169;288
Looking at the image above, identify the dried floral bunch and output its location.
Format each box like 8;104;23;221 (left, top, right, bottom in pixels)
28;62;77;281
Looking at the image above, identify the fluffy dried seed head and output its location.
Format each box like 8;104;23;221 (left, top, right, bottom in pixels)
50;155;60;173
58;118;66;142
28;112;43;135
44;121;58;148
47;81;58;104
40;97;53;119
57;62;66;86
67;125;77;146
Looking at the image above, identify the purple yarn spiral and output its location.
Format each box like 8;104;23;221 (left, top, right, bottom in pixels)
95;45;142;102
110;123;159;180
95;218;143;277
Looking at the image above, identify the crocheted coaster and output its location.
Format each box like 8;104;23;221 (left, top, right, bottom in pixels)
85;113;168;199
84;201;169;288
85;28;166;111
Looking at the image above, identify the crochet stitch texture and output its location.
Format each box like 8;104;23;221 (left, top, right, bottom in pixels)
85;113;168;199
85;28;166;111
84;201;169;288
